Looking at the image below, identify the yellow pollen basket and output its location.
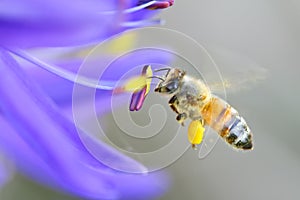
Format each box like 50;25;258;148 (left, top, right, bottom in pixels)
145;65;153;95
122;65;153;93
188;120;205;145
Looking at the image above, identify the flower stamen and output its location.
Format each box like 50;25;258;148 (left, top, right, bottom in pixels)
102;1;174;15
114;65;153;111
6;48;117;90
137;0;174;10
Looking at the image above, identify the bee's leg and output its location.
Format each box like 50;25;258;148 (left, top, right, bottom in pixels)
169;95;179;114
195;119;205;150
189;119;206;150
169;95;178;104
176;113;187;126
192;144;197;150
200;118;205;126
169;95;187;125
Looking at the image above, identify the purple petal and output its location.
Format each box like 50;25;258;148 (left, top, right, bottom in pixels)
20;48;172;106
0;116;169;199
0;48;169;198
0;0;111;47
0;0;166;47
0;156;11;188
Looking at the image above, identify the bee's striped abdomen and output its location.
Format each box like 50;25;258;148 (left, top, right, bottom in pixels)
201;97;253;150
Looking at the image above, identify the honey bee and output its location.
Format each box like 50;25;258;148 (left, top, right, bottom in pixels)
154;68;253;151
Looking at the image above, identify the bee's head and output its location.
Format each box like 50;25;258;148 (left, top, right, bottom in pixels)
154;68;185;94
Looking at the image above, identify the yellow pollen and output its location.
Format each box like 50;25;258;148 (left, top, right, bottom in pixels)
188;120;205;145
123;76;147;92
117;65;153;93
145;66;153;95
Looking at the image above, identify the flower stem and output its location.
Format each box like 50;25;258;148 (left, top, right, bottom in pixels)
6;48;116;90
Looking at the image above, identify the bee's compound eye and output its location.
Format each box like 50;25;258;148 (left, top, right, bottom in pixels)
165;80;179;93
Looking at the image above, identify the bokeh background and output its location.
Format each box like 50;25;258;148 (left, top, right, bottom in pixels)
1;0;300;199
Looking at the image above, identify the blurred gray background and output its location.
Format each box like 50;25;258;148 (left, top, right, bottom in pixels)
1;0;300;199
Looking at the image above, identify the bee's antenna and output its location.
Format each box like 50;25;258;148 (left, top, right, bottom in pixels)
147;76;165;81
154;68;171;73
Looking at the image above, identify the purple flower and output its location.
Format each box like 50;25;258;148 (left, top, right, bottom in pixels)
0;157;11;188
0;0;173;47
0;47;172;199
0;0;174;198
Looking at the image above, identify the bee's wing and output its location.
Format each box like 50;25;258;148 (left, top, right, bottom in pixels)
207;67;267;94
197;47;265;157
201;46;267;95
198;126;220;159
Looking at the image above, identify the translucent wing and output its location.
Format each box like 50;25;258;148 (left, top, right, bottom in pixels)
196;46;266;157
198;126;220;159
200;46;267;95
